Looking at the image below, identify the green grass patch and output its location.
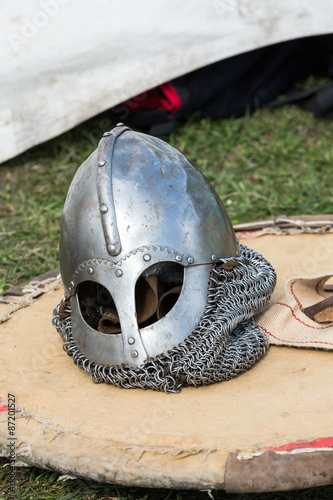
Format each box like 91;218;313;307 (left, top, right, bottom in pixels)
1;105;332;293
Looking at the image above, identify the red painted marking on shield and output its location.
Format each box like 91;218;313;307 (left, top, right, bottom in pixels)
270;436;333;452
0;397;8;412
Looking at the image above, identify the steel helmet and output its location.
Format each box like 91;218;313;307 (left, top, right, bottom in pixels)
53;125;276;392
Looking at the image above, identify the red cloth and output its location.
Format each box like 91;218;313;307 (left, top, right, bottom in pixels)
123;82;182;115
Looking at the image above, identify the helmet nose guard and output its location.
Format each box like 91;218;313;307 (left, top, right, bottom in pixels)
54;126;276;390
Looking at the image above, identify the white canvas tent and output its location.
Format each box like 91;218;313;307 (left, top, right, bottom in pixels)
1;0;333;164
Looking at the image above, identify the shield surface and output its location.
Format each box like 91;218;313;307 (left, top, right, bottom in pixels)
1;219;333;493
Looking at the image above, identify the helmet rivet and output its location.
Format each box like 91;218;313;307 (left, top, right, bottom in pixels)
187;256;194;264
98;159;106;167
128;337;135;345
103;131;111;137
175;254;182;262
117;122;124;127
70;281;75;288
87;267;94;275
143;254;151;262
211;254;217;261
131;350;138;358
100;204;108;214
115;269;123;277
108;243;117;253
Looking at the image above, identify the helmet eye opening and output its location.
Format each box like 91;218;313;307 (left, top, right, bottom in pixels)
77;281;121;334
136;262;184;328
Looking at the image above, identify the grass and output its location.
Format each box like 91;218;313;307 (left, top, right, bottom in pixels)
1;102;333;498
1;106;333;293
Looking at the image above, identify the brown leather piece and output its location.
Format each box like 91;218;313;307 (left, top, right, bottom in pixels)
302;296;333;323
225;450;333;493
314;306;333;323
58;298;70;321
98;310;121;334
4;268;60;297
157;285;182;320
218;260;239;271
135;274;160;324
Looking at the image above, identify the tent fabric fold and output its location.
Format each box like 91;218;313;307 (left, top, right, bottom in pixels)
2;0;333;163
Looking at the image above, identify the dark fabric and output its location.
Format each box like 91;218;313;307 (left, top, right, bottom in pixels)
172;35;333;119
268;82;333;117
111;35;333;134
